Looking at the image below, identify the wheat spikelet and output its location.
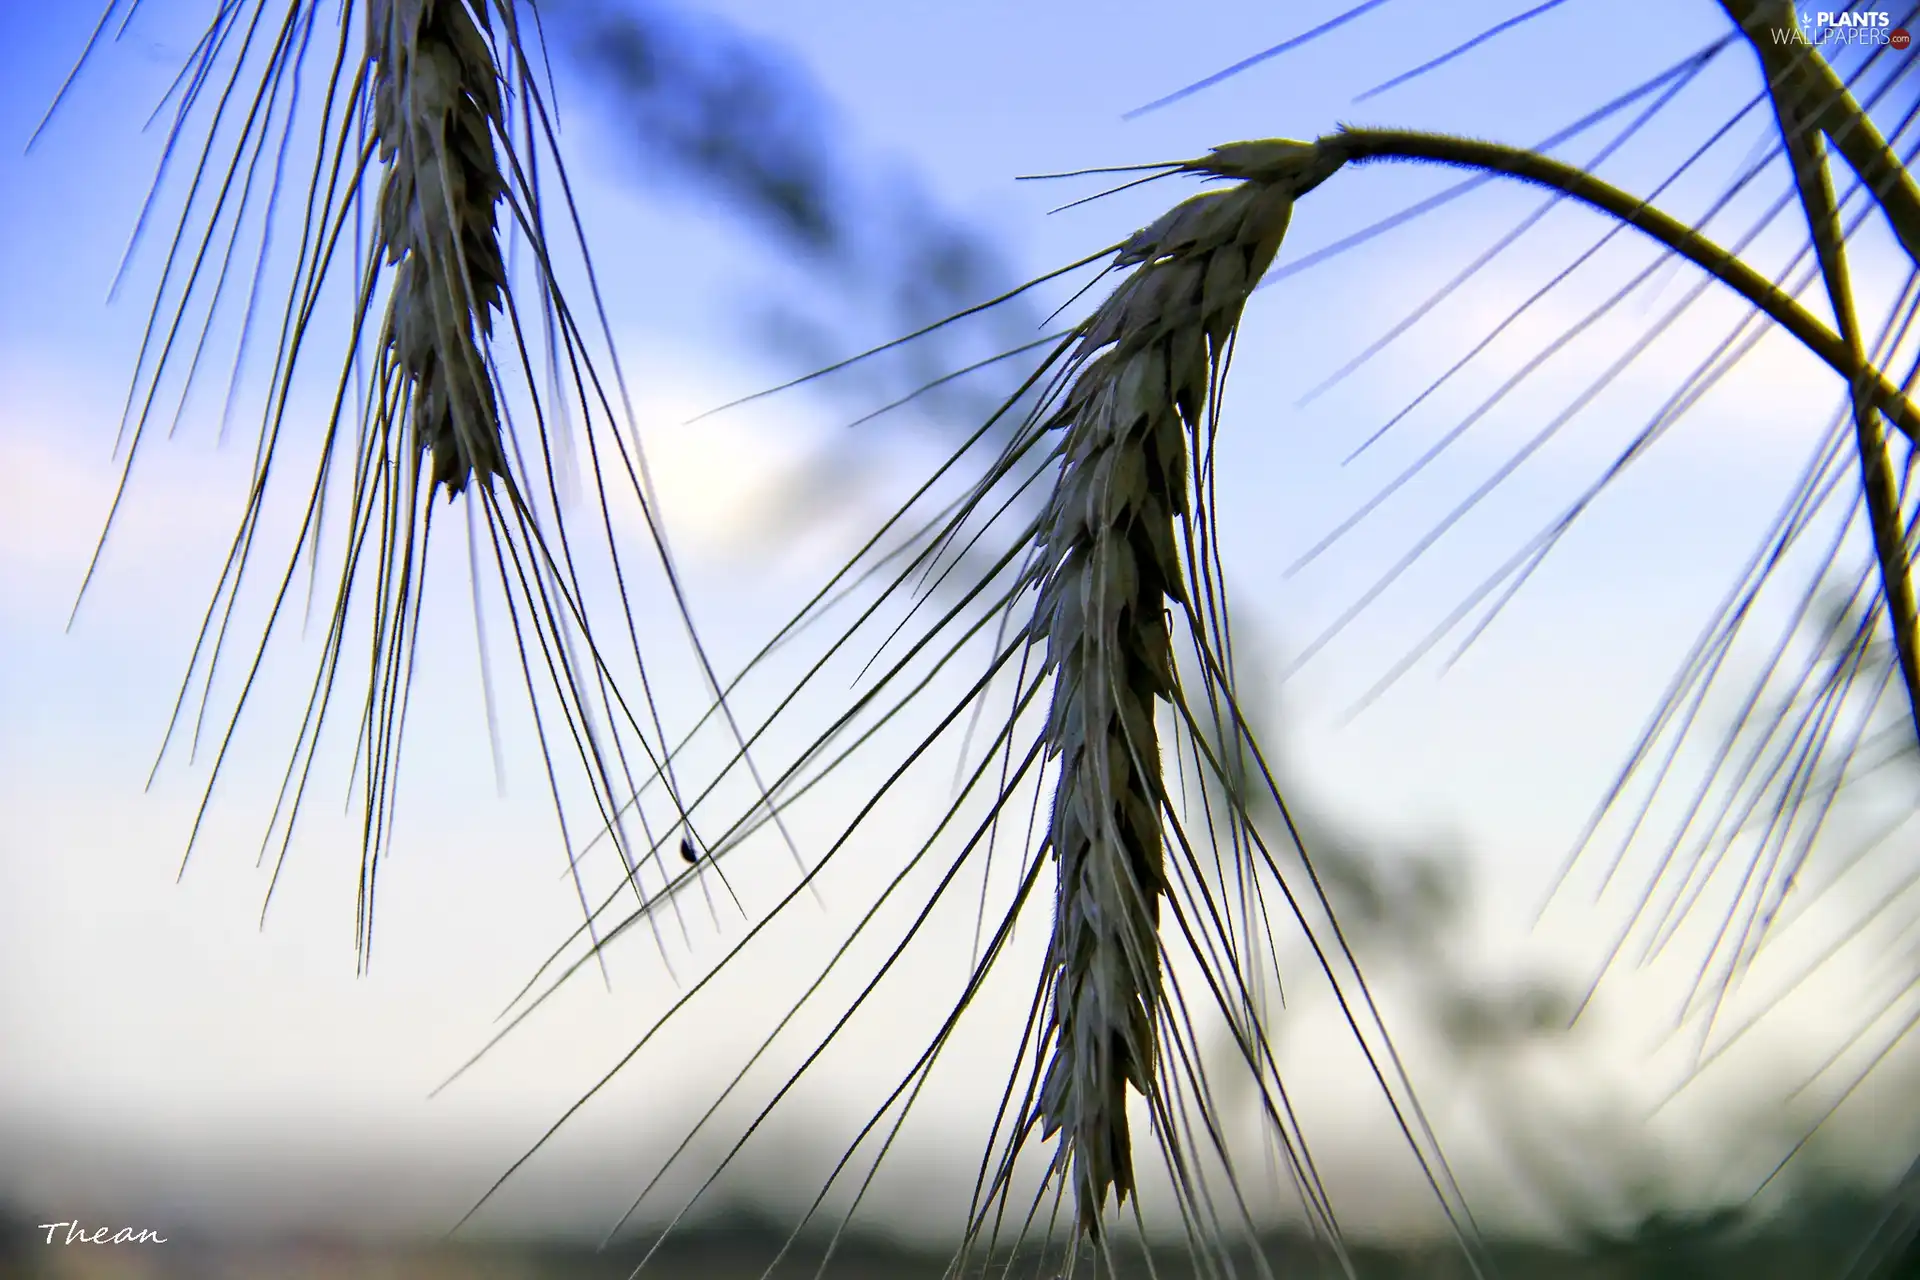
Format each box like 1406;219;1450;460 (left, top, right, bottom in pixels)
368;0;509;496
1030;141;1330;1239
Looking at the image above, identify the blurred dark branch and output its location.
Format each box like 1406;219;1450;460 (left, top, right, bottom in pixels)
552;0;843;256
550;0;1045;406
544;0;1054;558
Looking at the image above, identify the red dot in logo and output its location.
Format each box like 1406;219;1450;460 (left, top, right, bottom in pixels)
1894;27;1913;49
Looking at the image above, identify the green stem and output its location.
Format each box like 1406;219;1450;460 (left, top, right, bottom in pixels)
1316;127;1920;447
1718;0;1920;271
1744;18;1920;765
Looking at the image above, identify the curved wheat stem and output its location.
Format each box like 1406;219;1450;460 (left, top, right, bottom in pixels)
1276;128;1920;442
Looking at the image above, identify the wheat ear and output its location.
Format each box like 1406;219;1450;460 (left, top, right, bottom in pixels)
49;0;758;970
368;0;509;496
1031;141;1332;1239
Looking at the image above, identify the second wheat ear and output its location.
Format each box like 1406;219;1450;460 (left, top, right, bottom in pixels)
1029;149;1311;1239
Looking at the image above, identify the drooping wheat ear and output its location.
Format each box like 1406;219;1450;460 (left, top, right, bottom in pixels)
1030;140;1336;1240
368;0;509;497
56;0;765;973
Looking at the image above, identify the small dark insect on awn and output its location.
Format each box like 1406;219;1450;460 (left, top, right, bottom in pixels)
679;834;700;864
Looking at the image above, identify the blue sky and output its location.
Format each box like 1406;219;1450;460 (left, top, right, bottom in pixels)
5;0;1920;1248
